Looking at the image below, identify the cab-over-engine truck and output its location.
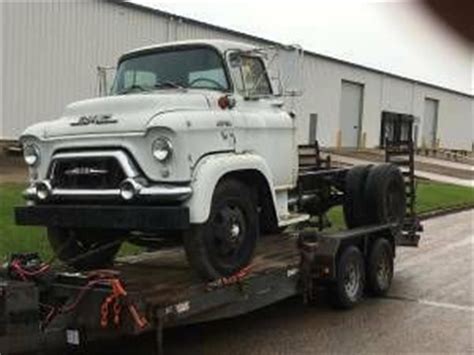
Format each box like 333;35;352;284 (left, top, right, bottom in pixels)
15;39;412;280
4;40;422;354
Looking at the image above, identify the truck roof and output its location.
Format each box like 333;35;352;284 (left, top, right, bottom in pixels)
121;39;257;59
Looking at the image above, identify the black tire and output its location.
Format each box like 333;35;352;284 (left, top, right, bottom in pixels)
343;165;372;228
366;238;394;296
364;164;406;226
330;245;365;309
47;228;122;270
183;179;259;280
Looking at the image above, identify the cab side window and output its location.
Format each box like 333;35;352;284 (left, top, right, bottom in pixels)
232;55;272;96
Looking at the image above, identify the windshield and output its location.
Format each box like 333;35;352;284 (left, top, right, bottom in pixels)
111;47;230;95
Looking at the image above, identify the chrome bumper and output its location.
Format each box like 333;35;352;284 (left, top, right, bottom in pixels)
25;149;192;202
23;180;192;202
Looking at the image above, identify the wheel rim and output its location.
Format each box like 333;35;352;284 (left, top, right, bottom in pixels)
211;201;247;262
376;249;391;290
343;261;361;300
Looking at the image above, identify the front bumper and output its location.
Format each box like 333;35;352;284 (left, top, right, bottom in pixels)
23;181;192;202
15;205;190;231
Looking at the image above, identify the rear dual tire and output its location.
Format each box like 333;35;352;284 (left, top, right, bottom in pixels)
343;164;406;228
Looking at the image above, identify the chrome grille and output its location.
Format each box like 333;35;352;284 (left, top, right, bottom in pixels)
51;157;126;189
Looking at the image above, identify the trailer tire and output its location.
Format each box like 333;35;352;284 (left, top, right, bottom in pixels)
364;164;406;226
343;165;372;228
330;245;365;309
47;228;122;270
366;238;394;296
183;179;258;280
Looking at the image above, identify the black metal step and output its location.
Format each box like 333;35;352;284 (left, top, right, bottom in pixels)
396;233;420;247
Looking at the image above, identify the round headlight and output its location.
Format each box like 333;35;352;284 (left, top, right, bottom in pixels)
152;137;173;162
23;144;41;166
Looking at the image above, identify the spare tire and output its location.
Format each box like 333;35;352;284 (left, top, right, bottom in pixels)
364;163;406;226
343;165;372;228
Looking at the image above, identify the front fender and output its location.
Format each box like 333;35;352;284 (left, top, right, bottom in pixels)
185;153;278;224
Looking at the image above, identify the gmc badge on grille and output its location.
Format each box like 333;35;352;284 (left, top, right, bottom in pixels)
64;167;109;176
70;114;117;126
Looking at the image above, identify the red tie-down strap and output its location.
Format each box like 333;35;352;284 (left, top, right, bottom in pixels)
206;264;253;290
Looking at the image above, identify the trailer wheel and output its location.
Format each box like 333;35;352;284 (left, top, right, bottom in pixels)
364;164;406;226
47;228;122;270
366;238;394;296
183;179;258;280
330;245;365;309
343;165;372;228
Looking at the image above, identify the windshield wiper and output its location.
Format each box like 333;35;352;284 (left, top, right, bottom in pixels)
118;84;147;95
154;81;187;90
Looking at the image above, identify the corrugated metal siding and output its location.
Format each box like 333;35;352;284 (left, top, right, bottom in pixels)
2;0;473;150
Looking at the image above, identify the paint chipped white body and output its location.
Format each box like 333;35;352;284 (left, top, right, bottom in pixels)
20;39;303;227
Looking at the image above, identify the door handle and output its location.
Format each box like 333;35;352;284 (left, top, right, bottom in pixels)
217;120;232;127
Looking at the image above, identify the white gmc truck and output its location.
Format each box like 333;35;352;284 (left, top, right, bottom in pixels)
15;40;406;281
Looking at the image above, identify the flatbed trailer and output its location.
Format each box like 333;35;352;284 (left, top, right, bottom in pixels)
1;118;422;354
0;221;412;355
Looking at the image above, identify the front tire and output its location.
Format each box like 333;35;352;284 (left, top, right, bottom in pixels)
183;179;259;280
47;228;122;270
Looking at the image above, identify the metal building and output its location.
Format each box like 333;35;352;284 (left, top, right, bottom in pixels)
1;0;473;150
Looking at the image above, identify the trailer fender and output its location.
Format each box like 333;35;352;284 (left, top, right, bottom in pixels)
185;153;279;224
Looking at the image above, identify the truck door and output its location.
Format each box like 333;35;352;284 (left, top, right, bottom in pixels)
227;52;297;189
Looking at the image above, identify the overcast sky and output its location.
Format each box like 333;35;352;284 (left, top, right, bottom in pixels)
131;0;473;95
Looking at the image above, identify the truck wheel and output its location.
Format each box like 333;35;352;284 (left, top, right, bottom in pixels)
364;164;406;226
343;165;372;228
183;179;258;280
330;245;365;309
47;228;122;270
366;238;394;296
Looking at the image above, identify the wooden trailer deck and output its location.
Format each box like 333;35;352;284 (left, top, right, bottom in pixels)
115;232;300;307
114;234;299;307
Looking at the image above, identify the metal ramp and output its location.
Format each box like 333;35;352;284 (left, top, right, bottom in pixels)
383;113;422;247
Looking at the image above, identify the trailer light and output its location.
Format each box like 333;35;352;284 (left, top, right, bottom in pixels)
23;144;41;166
120;179;141;200
35;181;51;201
152;137;173;162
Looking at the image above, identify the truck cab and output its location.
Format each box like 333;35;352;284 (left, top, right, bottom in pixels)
16;40;304;279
